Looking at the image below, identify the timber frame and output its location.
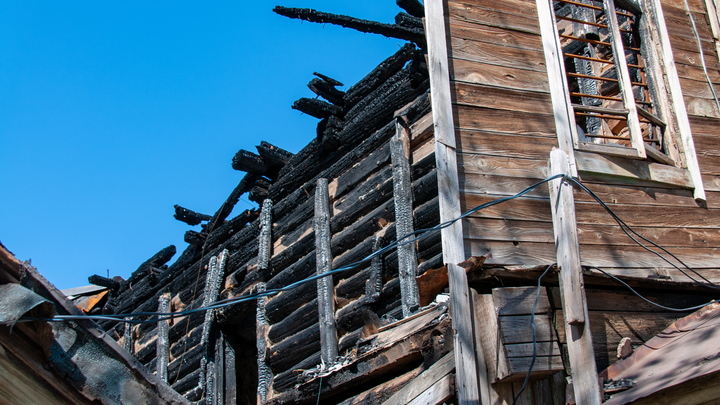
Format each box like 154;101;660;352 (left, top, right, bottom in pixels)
66;0;720;404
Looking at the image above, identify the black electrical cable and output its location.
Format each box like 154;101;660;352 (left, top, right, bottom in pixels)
586;266;716;312
512;264;554;405
568;177;720;290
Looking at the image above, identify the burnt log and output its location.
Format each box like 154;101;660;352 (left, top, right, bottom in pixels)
292;97;343;119
266;323;320;373
256;141;294;168
248;186;269;204
308;78;345;106
272;352;321;393
88;274;119;291
313;72;343;87
317;115;344;150
265;278;315;325
397;0;425;17
168;343;204;384
206;172;258;233
184;230;207;248
128;245;176;285
273;7;425;44
232;149;269;174
267;298;318;345
170;326;203;358
171;369;202;396
336;278;401;334
395;12;423;29
344;43;416;108
174;205;212;226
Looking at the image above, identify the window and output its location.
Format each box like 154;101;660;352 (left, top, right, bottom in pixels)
536;0;706;199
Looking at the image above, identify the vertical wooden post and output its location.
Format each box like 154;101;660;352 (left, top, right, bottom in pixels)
256;283;272;404
315;178;338;365
424;0;481;402
200;250;228;399
548;148;600;405
123;317;134;354
256;198;273;404
365;235;384;302
214;331;225;405
391;116;421;317
156;292;171;383
224;337;237;404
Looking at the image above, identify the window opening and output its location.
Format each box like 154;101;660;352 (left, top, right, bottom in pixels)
554;0;668;160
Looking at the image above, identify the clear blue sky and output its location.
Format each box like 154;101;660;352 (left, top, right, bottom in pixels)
0;1;407;290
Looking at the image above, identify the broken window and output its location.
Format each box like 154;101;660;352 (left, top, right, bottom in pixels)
554;0;672;162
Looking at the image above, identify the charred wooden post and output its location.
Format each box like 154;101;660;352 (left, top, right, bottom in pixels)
365;236;384;302
174;204;212;226
256;283;272;403
292;97;343;119
258;199;273;270
156;292;171;382
273;6;425;44
397;0;425;17
88;274;119;291
232;150;269;174
308;78;346;106
315;178;338;364
548;149;601;404
123;317;134;354
199;250;229;396
391;117;420;317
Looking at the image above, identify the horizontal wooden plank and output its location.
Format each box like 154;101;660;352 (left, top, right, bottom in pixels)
493;287;551;315
549;287;715;313
673;47;720;71
450;58;550;93
685;96;720;119
449;37;547;72
463;217;720;248
699;153;720;175
452;0;539;16
464;239;720;268
458;153;547;179
555;311;680;346
679;77;720;100
704;174;720;191
411;135;435;165
689;115;720;135
453;105;556;137
447;0;540;34
499;314;556;343
676;62;720;84
462;192;720;227
451;81;553;115
576;151;693;189
662;0;711;15
448;17;542;52
504;342;562;358
406;373;455;405
506;356;564;374
457;129;559;159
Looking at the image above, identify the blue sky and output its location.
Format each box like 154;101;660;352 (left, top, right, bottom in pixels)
0;1;406;290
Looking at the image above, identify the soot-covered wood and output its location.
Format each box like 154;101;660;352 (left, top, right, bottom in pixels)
308;78;345;106
273;6;425;44
396;0;425;18
174;205;212;226
292;98;343;119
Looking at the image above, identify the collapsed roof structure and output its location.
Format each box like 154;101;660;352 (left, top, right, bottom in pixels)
4;0;720;403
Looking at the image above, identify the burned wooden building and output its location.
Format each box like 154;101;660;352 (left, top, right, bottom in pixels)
84;0;720;403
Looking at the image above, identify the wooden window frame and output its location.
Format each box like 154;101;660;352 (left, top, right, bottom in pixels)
536;0;706;200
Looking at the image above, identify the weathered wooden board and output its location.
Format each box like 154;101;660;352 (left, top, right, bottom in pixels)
457;129;559;159
499;314;556;343
504;342;563;358
451;81;553;115
382;352;455;405
549;287;714;313
663;0;713;14
679;76;720;100
458;153;547;179
448;17;543;51
676;62;720;83
684;96;720;118
449;37;547;72
463;216;720;248
447;0;540;34
406;374;455;405
450;58;551;93
453;105;557;137
555;311;680;346
493;286;552;315
464;238;720;268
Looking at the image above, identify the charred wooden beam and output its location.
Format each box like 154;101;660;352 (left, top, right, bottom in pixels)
366;236;384;302
395;12;423;29
248;186;269;204
256;283;272;403
344;43;416;108
88;274;119;291
308;78;345;106
392;117;420;317
315;178;338;365
292;97;343;119
128;245;176;285
314;72;343;87
317;115;344;150
206;173;258;233
122;318;134;354
274;6;424;44
232;149;269;174
173;205;211;226
185;230;207;248
266;323;321;373
258;199;273;271
396;0;425;17
156;292;171;382
256;141;294;168
272;352;321;393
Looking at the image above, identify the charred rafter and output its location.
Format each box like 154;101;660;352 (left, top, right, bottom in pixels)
173;205;211;226
273;6;424;44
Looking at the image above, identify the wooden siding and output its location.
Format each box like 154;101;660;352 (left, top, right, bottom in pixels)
448;0;720;284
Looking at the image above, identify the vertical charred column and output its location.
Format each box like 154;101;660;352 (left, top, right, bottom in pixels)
315;178;338;364
256;198;273;402
199;250;228;400
391;117;420;317
156;293;171;382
